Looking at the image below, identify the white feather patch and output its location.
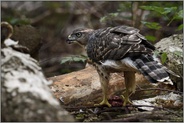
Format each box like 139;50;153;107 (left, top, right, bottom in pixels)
160;78;173;85
152;53;161;63
121;57;138;70
101;57;138;71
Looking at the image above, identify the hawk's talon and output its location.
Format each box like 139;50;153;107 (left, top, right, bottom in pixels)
94;100;111;107
121;95;133;106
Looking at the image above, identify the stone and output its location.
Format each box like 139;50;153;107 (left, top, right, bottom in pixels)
154;34;183;91
1;47;74;122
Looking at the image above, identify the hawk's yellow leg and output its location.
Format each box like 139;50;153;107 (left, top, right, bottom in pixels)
121;71;136;106
94;65;111;107
94;76;111;107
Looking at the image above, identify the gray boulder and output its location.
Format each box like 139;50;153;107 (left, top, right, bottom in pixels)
154;34;183;91
1;47;74;122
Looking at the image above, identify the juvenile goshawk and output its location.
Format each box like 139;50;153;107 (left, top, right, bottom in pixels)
66;25;179;107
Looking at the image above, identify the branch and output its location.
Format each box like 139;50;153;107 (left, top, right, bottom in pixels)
63;104;182;117
136;88;183;94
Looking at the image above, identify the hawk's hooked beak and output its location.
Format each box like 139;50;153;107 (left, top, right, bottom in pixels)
66;35;76;44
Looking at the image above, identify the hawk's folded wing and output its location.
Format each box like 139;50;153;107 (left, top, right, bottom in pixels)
87;26;155;62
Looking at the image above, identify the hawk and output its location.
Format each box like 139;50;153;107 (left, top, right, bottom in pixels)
66;25;179;107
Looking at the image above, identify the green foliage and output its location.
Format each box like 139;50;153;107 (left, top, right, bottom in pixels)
139;4;183;43
140;6;177;16
173;10;183;20
154;50;168;64
100;2;182;44
161;52;168;64
140;5;183;29
141;21;161;30
145;35;157;42
177;24;183;31
61;55;88;64
167;10;183;26
154;50;183;65
100;12;119;23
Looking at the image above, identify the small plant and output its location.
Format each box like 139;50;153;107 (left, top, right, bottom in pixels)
61;55;88;64
100;12;119;24
140;5;183;31
153;50;168;64
160;52;168;64
140;5;183;42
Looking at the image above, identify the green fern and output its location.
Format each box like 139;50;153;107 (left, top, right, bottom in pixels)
61;55;88;64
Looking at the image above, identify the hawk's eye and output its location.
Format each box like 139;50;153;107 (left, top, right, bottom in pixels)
76;32;82;38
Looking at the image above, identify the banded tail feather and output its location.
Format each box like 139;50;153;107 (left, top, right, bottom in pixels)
132;54;179;85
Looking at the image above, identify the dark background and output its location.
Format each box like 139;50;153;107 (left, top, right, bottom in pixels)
1;1;183;77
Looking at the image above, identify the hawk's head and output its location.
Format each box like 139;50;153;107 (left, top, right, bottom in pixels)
66;28;94;46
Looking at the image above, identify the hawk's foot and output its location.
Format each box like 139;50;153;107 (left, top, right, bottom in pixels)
121;95;133;106
94;99;111;107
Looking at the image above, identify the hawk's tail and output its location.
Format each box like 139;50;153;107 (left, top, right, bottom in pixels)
132;54;179;85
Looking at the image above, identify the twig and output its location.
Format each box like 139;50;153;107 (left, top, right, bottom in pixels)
64;104;182;117
126;104;182;117
63;105;100;112
136;88;183;94
104;110;181;122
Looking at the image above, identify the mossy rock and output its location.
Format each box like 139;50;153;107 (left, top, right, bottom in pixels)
154;34;183;91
